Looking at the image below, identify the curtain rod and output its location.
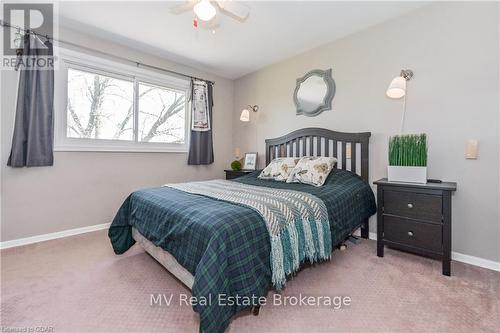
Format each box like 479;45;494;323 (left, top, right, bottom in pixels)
0;20;215;85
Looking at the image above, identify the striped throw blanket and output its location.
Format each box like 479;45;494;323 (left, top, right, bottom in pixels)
166;179;332;289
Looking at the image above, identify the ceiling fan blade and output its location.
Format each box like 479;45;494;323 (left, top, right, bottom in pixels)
216;1;249;21
169;1;196;14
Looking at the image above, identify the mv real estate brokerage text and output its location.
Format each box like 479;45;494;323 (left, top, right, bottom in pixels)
150;293;352;310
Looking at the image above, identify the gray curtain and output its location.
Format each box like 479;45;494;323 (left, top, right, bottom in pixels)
188;81;214;165
8;33;54;167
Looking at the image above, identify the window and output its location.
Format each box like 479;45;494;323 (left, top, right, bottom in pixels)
138;82;186;144
67;68;134;141
55;49;190;152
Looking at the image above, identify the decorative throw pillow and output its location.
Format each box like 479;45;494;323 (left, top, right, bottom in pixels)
286;156;337;187
258;157;300;181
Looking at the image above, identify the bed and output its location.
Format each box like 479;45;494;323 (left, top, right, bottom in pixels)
109;127;376;333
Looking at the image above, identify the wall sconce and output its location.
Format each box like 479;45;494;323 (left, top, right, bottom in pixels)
386;69;413;133
240;105;259;122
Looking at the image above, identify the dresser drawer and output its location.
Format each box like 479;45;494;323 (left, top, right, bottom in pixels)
224;170;252;180
383;190;442;222
225;171;241;180
383;216;442;253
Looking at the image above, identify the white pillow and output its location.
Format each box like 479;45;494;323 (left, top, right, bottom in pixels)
258;157;300;181
286;156;337;187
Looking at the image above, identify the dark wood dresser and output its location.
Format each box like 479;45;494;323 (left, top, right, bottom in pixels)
374;179;457;276
224;169;253;180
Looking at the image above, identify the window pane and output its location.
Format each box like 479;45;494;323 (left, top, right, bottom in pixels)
67;68;134;140
138;82;186;143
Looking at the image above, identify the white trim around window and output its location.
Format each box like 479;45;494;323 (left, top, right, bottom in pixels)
54;48;191;153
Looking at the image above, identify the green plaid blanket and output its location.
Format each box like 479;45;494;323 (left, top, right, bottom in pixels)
166;179;331;289
108;169;376;333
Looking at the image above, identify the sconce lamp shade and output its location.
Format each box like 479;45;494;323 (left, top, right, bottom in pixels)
240;105;258;122
386;76;407;99
240;109;250;122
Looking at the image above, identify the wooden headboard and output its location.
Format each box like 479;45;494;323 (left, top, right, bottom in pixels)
265;128;371;182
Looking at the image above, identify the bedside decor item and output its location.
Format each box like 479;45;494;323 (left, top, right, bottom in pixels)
386;69;413;133
243;152;258;170
234;147;241;160
374;179;457;276
294;69;335;117
231;147;243;171
231;160;242;171
240;105;259;122
388;134;427;184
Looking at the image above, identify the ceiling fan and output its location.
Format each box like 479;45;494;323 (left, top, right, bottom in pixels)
169;0;250;30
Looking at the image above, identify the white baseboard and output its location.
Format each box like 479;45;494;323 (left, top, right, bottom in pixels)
363;231;500;272
450;252;500;272
0;222;111;250
2;224;499;272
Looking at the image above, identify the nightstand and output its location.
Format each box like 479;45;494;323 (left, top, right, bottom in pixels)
374;179;457;276
224;169;253;180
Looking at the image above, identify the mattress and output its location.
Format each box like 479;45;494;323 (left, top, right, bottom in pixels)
132;227;194;289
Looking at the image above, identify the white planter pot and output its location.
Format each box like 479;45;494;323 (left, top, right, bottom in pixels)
387;166;427;184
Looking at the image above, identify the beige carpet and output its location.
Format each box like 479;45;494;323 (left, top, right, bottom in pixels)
1;230;499;333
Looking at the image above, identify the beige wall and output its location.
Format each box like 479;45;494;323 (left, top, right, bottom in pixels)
233;2;500;261
1;28;234;241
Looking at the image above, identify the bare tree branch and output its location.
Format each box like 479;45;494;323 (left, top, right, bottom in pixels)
67;100;85;136
141;94;185;142
84;76;110;138
113;87;155;139
69;73;133;139
68;125;81;137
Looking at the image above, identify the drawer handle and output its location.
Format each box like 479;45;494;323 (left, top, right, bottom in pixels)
407;203;414;209
408;231;414;237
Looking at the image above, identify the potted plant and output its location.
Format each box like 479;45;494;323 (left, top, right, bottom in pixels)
387;134;427;184
231;160;242;171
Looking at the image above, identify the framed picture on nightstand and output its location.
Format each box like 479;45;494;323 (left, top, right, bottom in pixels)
243;153;258;170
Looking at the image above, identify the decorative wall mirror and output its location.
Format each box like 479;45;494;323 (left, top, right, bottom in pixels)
293;68;335;117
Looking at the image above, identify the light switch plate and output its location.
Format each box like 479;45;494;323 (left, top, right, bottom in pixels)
465;139;478;159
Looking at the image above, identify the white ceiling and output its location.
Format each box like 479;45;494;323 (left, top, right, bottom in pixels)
59;1;427;79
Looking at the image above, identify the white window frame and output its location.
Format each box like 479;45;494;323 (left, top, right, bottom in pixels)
54;48;191;153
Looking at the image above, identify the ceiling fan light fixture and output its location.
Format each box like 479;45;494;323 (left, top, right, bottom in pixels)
194;0;217;21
